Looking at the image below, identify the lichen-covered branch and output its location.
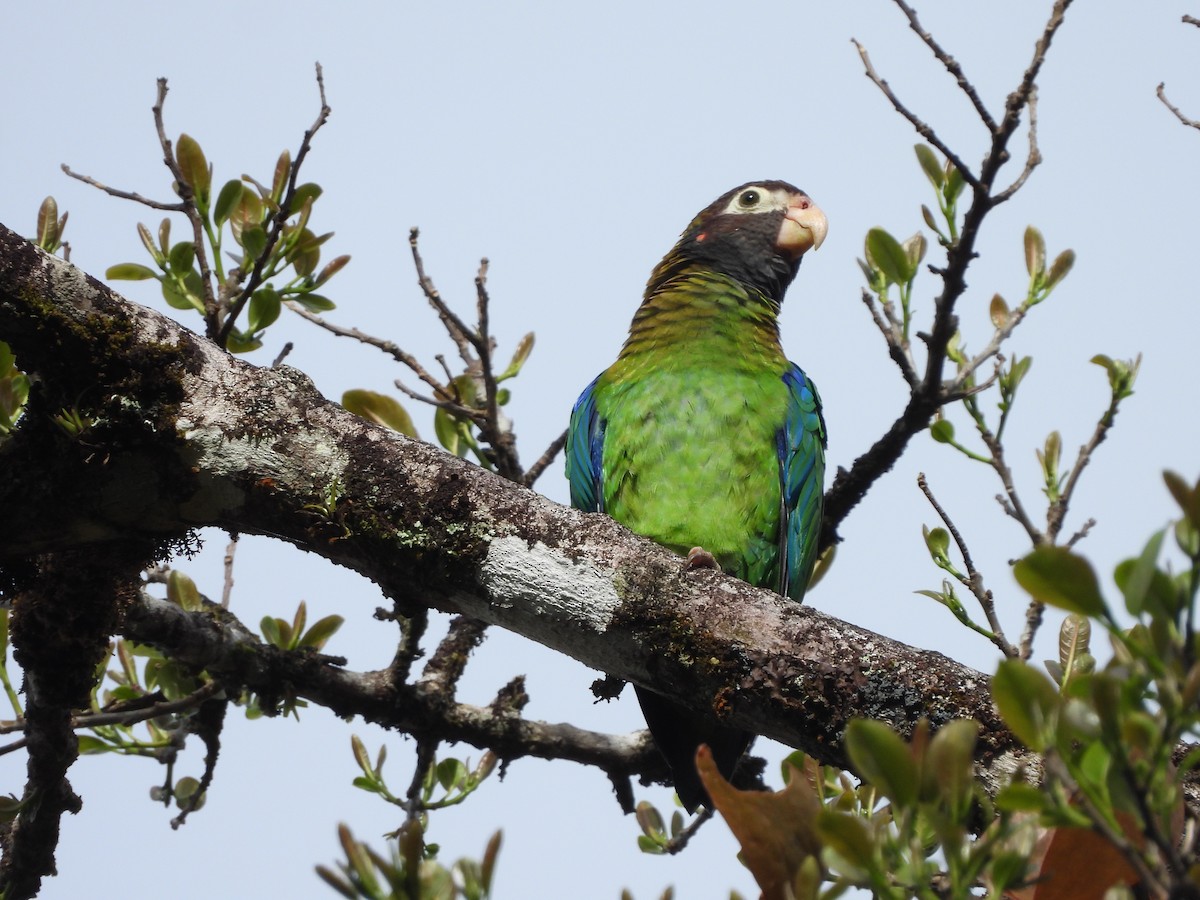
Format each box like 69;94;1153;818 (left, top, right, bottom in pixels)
0;221;1024;781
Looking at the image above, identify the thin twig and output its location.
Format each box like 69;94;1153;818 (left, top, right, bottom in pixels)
270;343;293;368
917;473;1015;656
1064;517;1095;549
151;78;220;334
1017;599;1044;661
0;682;222;756
417;616;489;700
408;228;479;364
285;300;451;400
892;0;997;131
862;290;920;388
217;63;331;346
221;536;237;608
524;429;567;488
850;38;982;192
978;428;1045;546
992;86;1043;204
60;165;185;212
665;807;714;854
1045;382;1129;543
1157;82;1200;131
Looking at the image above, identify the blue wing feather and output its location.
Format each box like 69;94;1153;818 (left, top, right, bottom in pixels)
566;375;606;513
777;364;827;601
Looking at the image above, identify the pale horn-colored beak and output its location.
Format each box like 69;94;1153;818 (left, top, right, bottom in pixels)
777;196;828;257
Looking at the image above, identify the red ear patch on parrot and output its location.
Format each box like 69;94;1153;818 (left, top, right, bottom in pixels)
695;232;707;242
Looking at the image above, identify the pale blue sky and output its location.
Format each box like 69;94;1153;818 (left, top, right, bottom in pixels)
2;2;1197;897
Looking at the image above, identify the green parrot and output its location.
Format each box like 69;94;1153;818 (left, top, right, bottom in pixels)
566;181;828;812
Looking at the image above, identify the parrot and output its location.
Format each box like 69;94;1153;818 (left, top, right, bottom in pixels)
565;180;828;813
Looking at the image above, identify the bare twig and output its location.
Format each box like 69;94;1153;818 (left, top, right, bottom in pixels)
892;0;997;132
862;290;920;388
270;343;294;368
1064;517;1095;549
221;536;237;608
918;473;1015;656
978;428;1045;546
417;616;489;700
217;63;331;346
992;86;1042;204
524;429;568;488
0;681;224;756
60;165;185;212
151;78;220;336
285;300;452;402
408;228;478;364
1017;600;1045;661
850;38;982;192
1157;82;1200;131
1045;385;1129;543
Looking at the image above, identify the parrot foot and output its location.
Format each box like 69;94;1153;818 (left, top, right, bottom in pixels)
685;547;721;572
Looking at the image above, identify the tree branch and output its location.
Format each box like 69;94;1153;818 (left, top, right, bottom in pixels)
0;221;1026;786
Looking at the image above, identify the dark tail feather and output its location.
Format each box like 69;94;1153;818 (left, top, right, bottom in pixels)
634;686;752;814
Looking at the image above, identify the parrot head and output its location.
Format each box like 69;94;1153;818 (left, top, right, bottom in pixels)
651;181;828;302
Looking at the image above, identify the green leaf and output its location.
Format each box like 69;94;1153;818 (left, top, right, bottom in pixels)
1023;226;1046;279
76;736;111;755
816;809;875;872
300;614;344;650
1013;545;1108;618
844;719;917;807
168;241;195;274
342;389;419;437
166;570;202;612
137;222;162;263
291;182;323;210
930;419;955;444
914;144;945;189
213;179;243;227
943;163;965;203
902;231;927;273
992;659;1060;751
989;294;1009;329
247;286;282;333
498;332;535;381
241;226;267;262
924;719;978;815
1045;249;1076;291
272;150;292;204
260;615;282;647
436;758;466;792
313;254;351;288
224;330;263;354
36;196;60;250
293;293;336;313
865;227;913;285
228;186;264;246
175;134;211;207
161;278;201;312
994;780;1049;813
287;227;322;277
350;734;373;774
158;217;172;257
1164;470;1200;531
434;407;462;456
107;263;159;281
1114;528;1166;617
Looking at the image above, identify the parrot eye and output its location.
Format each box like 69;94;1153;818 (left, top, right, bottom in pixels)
737;189;761;208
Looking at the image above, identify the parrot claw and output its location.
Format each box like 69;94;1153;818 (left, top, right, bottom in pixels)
685;547;721;572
